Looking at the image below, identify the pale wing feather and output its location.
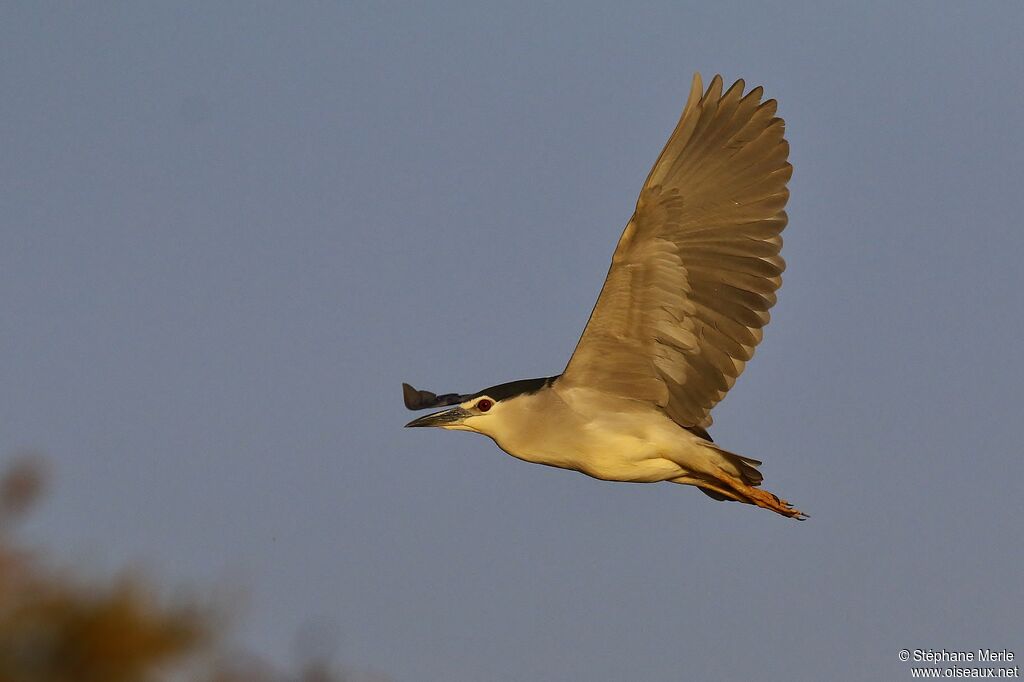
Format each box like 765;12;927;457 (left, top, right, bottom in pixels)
560;73;791;428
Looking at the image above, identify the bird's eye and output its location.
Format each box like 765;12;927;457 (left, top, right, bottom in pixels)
477;399;493;412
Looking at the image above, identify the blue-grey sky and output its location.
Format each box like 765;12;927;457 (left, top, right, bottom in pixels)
3;3;1022;681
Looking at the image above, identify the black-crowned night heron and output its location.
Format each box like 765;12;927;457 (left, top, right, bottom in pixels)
404;73;804;520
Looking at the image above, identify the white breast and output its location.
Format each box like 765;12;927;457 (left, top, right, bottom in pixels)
479;384;694;482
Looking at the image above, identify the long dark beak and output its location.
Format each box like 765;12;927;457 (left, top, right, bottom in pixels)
404;406;471;428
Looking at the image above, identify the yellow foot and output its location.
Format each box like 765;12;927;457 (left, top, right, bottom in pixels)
708;472;809;520
745;485;808;520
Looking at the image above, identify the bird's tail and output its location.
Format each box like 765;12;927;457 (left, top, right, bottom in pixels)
702;442;763;487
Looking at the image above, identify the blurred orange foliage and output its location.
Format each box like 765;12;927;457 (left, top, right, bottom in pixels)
0;456;357;682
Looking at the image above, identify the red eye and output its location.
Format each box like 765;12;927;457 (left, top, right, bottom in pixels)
477;399;493;412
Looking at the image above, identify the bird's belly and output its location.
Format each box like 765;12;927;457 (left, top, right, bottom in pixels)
495;427;685;483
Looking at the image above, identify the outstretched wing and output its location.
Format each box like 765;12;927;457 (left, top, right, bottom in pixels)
560;73;790;429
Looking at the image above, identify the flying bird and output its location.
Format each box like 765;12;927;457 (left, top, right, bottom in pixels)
404;73;804;519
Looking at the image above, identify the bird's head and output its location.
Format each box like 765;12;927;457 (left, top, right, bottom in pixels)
403;393;501;434
402;377;556;438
